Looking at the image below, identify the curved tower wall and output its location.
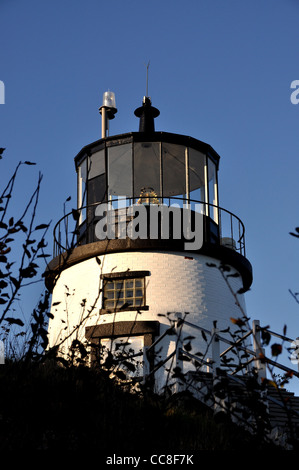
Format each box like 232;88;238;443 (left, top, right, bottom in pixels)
48;249;246;388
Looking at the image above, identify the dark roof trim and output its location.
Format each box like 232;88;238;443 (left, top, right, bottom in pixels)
74;131;221;169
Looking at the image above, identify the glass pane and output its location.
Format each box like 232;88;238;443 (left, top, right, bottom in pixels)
77;159;87;207
108;143;133;199
189;148;206;213
135;279;143;287
88;150;105;179
162;143;186;201
208;158;218;222
78;159;87;220
87;174;107;205
134;142;161;202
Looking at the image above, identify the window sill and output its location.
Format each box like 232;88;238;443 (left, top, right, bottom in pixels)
100;305;149;315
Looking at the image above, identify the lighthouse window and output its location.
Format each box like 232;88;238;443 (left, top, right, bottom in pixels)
78;158;87;222
108;143;133;200
88;150;105;179
102;274;147;311
207;158;218;223
162;143;186;201
134;142;161;202
189;148;206;213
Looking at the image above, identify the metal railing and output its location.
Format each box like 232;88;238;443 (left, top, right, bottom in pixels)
142;317;299;420
168;317;299;379
52;196;246;258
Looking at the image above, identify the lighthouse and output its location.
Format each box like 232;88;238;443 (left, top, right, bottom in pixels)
45;91;253;391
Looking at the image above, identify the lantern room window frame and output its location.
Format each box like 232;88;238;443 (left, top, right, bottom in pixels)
75;132;220;225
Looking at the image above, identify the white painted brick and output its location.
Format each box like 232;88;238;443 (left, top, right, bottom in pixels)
48;249;248;382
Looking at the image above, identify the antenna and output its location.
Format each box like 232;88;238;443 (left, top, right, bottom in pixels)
145;61;150;97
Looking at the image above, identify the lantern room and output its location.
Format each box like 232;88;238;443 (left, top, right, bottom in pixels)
74;96;222;251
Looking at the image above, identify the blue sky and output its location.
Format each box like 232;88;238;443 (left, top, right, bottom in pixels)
1;0;299;390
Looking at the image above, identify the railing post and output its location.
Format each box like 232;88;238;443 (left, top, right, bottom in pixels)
174;313;183;393
206;357;213;374
142;345;150;386
211;327;220;372
211;327;225;415
252;320;266;381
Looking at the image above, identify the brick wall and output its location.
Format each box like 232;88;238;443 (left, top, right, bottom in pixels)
48;250;247;378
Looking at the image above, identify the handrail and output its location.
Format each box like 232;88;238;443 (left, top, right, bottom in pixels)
52;196;246;257
255;324;295;344
146;317;299;383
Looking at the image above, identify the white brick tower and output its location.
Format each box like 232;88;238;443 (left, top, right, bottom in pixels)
45;92;252;390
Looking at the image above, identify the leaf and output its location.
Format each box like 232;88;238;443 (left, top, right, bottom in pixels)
72;209;80;221
0;280;8;289
10;276;20;289
184;335;195;341
122;361;136;372
261;330;271;346
19;263;38;278
114;370;127;380
165;327;176;336
5;317;24;327
289;231;299;238
271;343;282;357
220;264;231;272
24;161;36;165
26;239;36;245
37;239;47;249
0;297;7;304
66;196;71;202
201;330;207;342
0;221;8;230
230;317;246;327
184;341;192;352
237;287;248;294
35;224;50;230
120;302;130;310
267;379;278;389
